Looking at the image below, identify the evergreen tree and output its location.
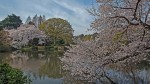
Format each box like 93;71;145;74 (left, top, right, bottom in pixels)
32;14;38;27
0;14;22;29
38;15;43;27
25;16;31;24
42;15;46;22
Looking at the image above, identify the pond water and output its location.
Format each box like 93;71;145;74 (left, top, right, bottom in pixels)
0;51;150;84
0;51;64;84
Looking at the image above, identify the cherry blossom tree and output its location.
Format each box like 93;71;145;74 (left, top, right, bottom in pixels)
61;0;150;83
5;24;47;49
61;27;150;83
90;0;150;30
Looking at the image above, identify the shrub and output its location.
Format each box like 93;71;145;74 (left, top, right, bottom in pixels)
0;63;31;84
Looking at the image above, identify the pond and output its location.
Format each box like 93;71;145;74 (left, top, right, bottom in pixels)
0;51;150;84
0;51;64;84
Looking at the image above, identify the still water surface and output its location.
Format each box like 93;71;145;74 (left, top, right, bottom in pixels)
0;51;64;84
0;51;150;84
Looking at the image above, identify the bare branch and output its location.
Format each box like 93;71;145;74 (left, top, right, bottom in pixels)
133;0;142;20
113;6;134;9
110;16;130;24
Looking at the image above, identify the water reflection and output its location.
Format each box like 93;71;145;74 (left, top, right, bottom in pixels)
99;65;150;84
0;51;64;84
0;51;150;84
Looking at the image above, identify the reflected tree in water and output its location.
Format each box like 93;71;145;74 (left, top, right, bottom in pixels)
0;51;64;80
39;51;63;79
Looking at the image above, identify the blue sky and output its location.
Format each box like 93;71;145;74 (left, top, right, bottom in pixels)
0;0;95;35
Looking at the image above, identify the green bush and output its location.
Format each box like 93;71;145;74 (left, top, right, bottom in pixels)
0;63;31;84
45;46;54;51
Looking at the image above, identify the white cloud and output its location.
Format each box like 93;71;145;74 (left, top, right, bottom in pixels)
0;0;94;35
49;0;93;35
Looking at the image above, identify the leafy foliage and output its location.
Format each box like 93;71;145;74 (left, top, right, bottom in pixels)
0;30;10;46
0;14;22;29
74;33;97;42
40;18;74;45
0;63;31;84
0;30;11;52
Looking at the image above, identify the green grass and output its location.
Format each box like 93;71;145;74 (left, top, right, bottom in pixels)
21;47;32;52
37;46;46;51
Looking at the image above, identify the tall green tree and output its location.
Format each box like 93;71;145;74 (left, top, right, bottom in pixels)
40;18;74;45
0;14;22;29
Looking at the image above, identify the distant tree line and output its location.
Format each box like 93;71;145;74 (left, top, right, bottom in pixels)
0;14;74;51
74;33;98;42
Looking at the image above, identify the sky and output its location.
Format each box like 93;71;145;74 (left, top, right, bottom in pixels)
0;0;95;35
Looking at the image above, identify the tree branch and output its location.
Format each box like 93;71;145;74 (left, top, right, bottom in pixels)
113;6;134;9
133;0;141;20
110;16;130;24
